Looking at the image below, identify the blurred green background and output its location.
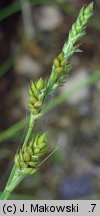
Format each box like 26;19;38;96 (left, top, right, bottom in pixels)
0;0;100;200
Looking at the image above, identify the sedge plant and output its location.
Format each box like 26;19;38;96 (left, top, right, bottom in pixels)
0;2;94;200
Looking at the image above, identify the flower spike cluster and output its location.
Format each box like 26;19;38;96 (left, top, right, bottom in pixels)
49;52;72;91
48;2;94;92
63;2;94;58
15;133;48;175
29;78;47;116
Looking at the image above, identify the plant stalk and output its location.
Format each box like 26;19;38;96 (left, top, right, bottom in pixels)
0;114;35;200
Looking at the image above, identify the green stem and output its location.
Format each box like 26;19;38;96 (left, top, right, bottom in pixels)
22;114;35;147
0;169;25;200
0;165;17;200
0;114;35;200
0;189;11;200
5;165;17;188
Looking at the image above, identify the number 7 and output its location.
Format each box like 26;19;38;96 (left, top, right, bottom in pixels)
91;204;96;212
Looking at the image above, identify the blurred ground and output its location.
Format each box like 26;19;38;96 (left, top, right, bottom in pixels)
0;0;100;199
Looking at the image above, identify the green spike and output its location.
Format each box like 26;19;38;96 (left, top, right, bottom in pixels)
28;161;38;167
38;142;46;150
23;151;31;162
58;52;64;61
20;161;28;168
61;58;68;66
31;83;40;98
29;96;37;104
54;58;60;68
38;133;48;144
36;78;44;91
31;155;39;160
34;148;40;154
55;67;63;75
34;101;41;108
84;2;94;17
27;146;33;155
